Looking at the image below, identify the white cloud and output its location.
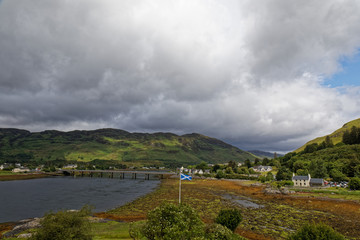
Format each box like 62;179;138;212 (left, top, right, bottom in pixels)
0;0;360;151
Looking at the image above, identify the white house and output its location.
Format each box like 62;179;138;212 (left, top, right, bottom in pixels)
251;165;272;172
292;173;324;187
12;167;31;173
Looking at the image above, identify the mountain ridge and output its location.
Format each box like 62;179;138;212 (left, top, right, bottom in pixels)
0;128;258;167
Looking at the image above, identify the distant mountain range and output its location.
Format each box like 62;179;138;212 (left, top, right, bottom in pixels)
0;128;258;167
247;150;283;159
295;118;360;152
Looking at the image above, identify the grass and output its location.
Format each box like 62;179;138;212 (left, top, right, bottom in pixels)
1;221;134;240
92;221;132;240
290;187;360;201
0;171;16;176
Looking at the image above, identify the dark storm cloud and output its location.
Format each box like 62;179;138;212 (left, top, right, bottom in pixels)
1;0;360;152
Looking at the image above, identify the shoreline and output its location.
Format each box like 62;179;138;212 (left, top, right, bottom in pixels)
0;176;162;238
0;172;62;181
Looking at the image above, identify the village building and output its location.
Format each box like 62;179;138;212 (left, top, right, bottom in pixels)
12;167;31;173
251;165;272;172
292;173;324;187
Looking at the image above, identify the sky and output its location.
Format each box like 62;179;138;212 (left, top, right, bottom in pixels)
1;0;360;153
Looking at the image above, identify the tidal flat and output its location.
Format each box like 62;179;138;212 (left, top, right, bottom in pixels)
97;178;360;240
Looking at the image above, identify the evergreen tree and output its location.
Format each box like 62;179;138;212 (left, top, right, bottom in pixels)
342;130;351;144
325;136;334;148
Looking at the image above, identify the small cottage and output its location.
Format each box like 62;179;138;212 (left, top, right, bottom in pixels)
292;173;324;187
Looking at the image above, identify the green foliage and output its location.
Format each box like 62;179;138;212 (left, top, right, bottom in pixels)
140;203;205;240
129;221;145;240
287;222;345;240
329;169;348;182
244;159;252;168
276;166;292;181
30;206;92;240
343;126;360;145
205;224;245;240
278;144;360;179
272;180;294;188
349;177;360;190
259;173;274;183
215;209;242;232
216;169;226;179
266;172;274;181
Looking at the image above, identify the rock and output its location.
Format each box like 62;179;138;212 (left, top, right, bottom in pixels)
280;188;290;195
3;218;41;237
17;233;32;238
263;188;281;194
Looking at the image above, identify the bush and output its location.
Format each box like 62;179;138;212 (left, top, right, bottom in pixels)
349;177;360;190
216;169;226;179
215;209;242;232
30;206;92;240
287;222;345;240
205;224;246;240
141;203;205;240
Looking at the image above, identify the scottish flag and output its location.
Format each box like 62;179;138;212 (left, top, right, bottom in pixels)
180;174;192;181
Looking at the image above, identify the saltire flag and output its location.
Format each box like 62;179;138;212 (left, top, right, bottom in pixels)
180;174;192;181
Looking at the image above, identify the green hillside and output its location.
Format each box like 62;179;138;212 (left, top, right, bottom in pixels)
0;128;257;168
295;118;360;153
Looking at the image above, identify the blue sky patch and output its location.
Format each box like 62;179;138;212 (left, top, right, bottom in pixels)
325;51;360;88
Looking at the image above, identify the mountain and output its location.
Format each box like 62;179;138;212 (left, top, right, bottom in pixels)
247;150;283;159
295;118;360;153
0;128;258;168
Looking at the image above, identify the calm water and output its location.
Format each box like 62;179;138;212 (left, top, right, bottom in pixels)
0;176;160;223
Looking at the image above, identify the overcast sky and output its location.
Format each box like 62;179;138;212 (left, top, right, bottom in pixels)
1;0;360;152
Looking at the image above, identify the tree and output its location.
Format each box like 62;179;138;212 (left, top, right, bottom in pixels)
196;161;208;171
349;177;360;190
329;169;347;182
325;136;334;148
287;222;345;240
141;203;205;240
30;206;92;240
215;209;242;232
266;172;274;181
262;158;270;166
228;160;237;170
216;169;226;179
244;159;252;168
276;166;292;181
212;164;221;173
342;130;351;144
310;159;328;178
303;143;319;154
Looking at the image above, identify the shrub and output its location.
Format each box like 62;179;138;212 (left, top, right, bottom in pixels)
205;224;246;240
349;177;360;190
30;206;92;240
141;203;205;240
215;209;242;232
216;169;226;179
287;222;345;240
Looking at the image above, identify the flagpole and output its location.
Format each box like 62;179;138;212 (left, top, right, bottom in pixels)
179;166;183;204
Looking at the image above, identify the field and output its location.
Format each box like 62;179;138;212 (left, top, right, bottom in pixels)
2;178;360;240
95;179;360;240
